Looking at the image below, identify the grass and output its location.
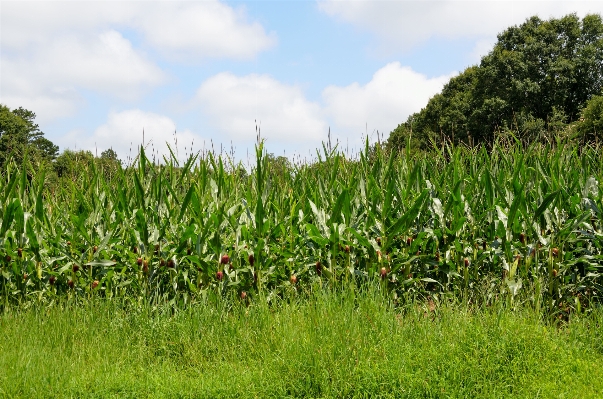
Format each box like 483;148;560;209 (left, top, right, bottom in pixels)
1;287;602;398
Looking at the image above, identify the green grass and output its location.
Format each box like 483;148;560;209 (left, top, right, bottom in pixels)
1;288;602;398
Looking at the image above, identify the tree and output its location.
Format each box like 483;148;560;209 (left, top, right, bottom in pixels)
0;104;59;166
53;149;95;179
388;13;603;150
100;148;119;162
266;153;292;179
576;95;603;143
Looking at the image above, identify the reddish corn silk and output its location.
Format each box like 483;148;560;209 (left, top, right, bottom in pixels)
220;254;230;265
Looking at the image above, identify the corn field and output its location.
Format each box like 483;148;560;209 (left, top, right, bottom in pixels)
1;141;602;316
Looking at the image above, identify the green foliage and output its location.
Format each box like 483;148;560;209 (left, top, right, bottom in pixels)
577;94;603;142
386;120;424;154
100;148;119;162
389;13;603;150
0;104;58;167
52;149;95;179
0;141;602;320
1;293;603;398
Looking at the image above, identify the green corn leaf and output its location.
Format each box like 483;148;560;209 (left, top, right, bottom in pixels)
2;168;18;204
387;189;428;240
25;216;40;261
0;198;18;238
331;189;349;225
178;186;195;223
305;223;328;247
534;190;559;222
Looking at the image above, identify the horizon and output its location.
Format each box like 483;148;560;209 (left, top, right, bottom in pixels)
2;0;602;162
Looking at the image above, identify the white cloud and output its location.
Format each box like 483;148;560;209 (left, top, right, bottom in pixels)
0;1;276;60
322;62;452;139
132;2;277;61
194;72;328;144
318;0;603;52
191;64;450;157
0;30;165;125
0;1;275;123
59;110;201;163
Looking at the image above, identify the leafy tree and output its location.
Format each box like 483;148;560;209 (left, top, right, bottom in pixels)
266;153;292;179
53;149;95;179
100;148;119;162
0;104;59;166
98;148;121;181
576;95;603;143
388;13;603;150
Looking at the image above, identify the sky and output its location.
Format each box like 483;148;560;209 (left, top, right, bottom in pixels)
2;0;603;165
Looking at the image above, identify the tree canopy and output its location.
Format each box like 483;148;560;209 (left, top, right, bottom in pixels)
0;104;59;166
388;13;603;151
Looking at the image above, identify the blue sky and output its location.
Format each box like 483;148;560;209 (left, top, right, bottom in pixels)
2;0;603;164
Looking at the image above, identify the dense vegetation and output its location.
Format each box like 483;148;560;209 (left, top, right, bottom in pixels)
388;13;603;152
0;105;58;167
1;13;603;319
0;140;600;323
2;290;603;398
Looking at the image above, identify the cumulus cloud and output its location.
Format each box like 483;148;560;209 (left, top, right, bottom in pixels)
0;1;275;124
1;29;165;125
318;0;603;52
322;62;452;139
0;1;276;60
194;72;328;145
132;2;277;61
191;64;450;156
59;110;201;163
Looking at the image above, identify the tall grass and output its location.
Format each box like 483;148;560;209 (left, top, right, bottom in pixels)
1;287;602;398
0;140;601;318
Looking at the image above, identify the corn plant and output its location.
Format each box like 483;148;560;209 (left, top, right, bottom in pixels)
0;140;601;318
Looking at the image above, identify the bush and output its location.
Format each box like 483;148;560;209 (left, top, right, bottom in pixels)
577;94;603;143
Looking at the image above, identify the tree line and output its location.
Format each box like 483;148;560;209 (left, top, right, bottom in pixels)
4;12;603;171
0;104;121;182
387;13;603;152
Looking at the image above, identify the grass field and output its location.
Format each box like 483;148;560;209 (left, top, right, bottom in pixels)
1;288;602;398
